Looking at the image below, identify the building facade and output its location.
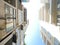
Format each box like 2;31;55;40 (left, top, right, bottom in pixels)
0;0;28;45
39;0;60;45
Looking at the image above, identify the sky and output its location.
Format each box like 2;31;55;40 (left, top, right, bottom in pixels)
22;0;45;45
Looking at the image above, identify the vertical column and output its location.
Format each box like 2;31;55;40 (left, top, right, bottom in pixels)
50;0;57;25
44;5;46;21
45;3;49;22
16;0;18;26
0;0;6;39
49;0;52;23
22;6;24;24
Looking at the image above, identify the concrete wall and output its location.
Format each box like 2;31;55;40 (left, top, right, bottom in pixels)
0;0;6;39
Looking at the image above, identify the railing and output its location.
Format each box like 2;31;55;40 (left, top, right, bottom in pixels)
4;0;16;7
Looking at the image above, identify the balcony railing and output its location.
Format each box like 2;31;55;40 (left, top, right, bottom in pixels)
4;0;16;7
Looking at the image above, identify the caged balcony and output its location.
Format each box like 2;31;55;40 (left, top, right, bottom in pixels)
4;0;16;7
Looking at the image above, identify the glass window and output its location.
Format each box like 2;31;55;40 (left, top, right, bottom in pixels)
13;9;16;28
24;8;27;22
18;10;23;25
57;0;60;26
57;15;60;18
13;9;16;18
4;0;16;7
47;40;51;45
5;4;10;14
5;4;16;32
13;19;16;28
54;38;60;45
6;22;13;32
10;7;13;15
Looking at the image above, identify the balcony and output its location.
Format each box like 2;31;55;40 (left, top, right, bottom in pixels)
4;0;16;7
4;4;16;32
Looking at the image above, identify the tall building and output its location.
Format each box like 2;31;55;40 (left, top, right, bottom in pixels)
39;0;60;45
0;0;28;45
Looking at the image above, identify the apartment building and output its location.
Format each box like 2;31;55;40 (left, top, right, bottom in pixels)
0;0;28;45
39;0;60;45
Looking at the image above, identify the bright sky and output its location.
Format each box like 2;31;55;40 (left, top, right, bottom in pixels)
22;0;41;33
22;0;44;21
22;0;45;45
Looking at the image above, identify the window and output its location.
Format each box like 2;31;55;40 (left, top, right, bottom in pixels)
18;0;21;9
54;38;60;45
4;0;16;7
57;0;60;11
5;4;16;32
47;40;51;45
47;32;51;40
57;0;60;26
24;8;27;22
18;10;23;25
5;4;10;14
